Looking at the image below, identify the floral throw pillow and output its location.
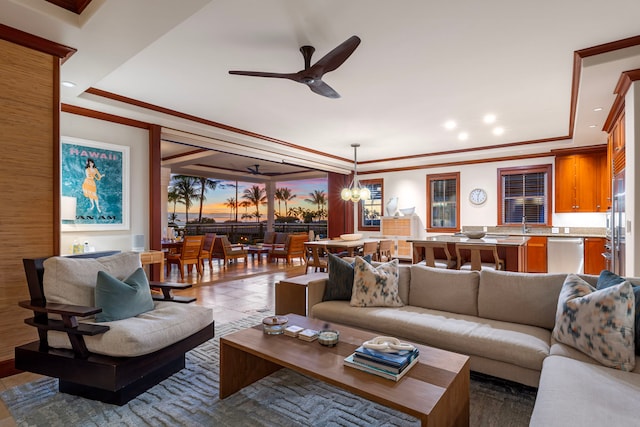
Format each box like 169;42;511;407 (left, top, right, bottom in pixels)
350;257;403;307
553;274;635;371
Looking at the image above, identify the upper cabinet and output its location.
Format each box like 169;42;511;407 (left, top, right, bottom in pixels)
554;148;608;213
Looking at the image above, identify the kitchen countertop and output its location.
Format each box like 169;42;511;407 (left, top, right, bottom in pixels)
409;235;530;246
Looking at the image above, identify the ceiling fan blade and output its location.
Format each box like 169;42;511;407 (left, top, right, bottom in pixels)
307;80;340;99
228;70;298;80
309;35;361;75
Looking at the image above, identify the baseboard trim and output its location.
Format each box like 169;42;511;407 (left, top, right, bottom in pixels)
0;358;21;378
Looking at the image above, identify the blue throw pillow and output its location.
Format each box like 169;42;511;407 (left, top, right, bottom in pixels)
597;269;640;354
323;253;371;301
95;267;155;322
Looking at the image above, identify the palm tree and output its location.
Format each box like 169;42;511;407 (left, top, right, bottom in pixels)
243;185;266;222
280;187;296;215
170;175;200;224
168;188;181;219
224;197;236;220
305;190;327;218
274;188;284;216
195;176;224;223
239;200;252;220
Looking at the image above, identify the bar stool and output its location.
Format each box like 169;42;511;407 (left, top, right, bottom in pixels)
413;241;457;269
455;243;504;271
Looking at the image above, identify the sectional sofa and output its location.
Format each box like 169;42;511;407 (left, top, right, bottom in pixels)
301;262;640;426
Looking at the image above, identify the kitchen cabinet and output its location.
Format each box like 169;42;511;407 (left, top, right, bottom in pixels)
555;149;607;212
526;236;547;273
584;237;606;275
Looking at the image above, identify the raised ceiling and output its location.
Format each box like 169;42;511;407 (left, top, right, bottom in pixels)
3;0;640;178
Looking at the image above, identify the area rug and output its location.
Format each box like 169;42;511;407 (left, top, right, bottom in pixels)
1;314;537;426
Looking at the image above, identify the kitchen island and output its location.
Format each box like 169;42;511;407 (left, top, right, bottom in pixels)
409;235;530;272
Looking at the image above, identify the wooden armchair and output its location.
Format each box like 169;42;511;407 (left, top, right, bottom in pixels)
211;236;248;266
166;235;204;279
16;251;214;405
269;233;308;264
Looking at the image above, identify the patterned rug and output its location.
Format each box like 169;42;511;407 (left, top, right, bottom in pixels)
1;314;537;426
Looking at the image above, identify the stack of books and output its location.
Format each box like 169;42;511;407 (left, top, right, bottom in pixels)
344;345;420;381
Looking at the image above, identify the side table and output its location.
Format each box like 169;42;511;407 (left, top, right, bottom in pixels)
139;250;165;281
275;272;328;316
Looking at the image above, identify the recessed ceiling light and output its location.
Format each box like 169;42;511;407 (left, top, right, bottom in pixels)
61;81;76;88
492;127;504;135
483;114;496;124
593;107;603;112
444;120;457;130
589;125;597;128
458;132;469;141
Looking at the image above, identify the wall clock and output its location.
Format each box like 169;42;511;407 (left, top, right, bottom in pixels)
469;188;487;205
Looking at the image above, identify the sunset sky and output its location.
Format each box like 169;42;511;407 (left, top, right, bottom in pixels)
169;177;328;222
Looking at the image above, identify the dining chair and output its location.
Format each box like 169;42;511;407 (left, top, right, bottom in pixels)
455;243;504;271
199;232;216;270
166;235;204;279
377;240;394;262
412;241;456;269
211;236;248;267
362;241;379;260
304;242;328;273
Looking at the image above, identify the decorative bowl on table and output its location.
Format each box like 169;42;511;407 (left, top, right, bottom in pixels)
340;233;363;241
463;231;486;239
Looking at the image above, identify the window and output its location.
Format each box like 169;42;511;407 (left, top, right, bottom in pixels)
498;165;552;226
358;179;383;230
427;173;460;232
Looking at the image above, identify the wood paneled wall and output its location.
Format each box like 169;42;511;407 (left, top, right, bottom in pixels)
0;39;57;366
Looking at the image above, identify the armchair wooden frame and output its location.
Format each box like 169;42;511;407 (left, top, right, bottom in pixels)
15;252;214;405
166;235;204;279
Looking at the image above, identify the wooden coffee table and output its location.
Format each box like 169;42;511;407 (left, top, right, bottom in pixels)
219;314;470;427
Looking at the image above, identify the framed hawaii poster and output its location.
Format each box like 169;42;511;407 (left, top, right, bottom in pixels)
61;136;130;231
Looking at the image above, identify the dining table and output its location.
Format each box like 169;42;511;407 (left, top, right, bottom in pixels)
304;238;381;257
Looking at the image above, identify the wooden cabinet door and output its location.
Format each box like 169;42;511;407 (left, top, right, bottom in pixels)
555;156;576;212
584;237;606;275
526;236;547;273
574;154;599;212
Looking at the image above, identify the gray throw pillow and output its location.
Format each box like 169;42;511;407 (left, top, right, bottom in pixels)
323;253;371;301
597;269;640;354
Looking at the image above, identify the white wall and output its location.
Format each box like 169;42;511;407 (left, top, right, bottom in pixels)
357;155;606;238
60;113;150;254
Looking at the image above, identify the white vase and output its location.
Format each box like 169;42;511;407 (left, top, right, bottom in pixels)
386;197;398;216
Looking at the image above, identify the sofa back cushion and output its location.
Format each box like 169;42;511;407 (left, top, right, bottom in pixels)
43;252;142;307
409;265;480;316
478;269;566;329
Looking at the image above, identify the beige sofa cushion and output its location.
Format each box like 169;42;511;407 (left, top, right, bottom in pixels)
43;252;142;307
478;269;566;329
311;301;550;371
530;355;640;427
47;302;214;357
409;265;479;316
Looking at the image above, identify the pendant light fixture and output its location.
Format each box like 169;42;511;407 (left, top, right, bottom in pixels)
340;143;370;202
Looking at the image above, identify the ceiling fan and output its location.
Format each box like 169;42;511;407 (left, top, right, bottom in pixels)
229;35;361;99
247;164;262;175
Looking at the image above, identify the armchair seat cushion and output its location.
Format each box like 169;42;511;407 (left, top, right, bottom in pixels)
47;301;214;357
